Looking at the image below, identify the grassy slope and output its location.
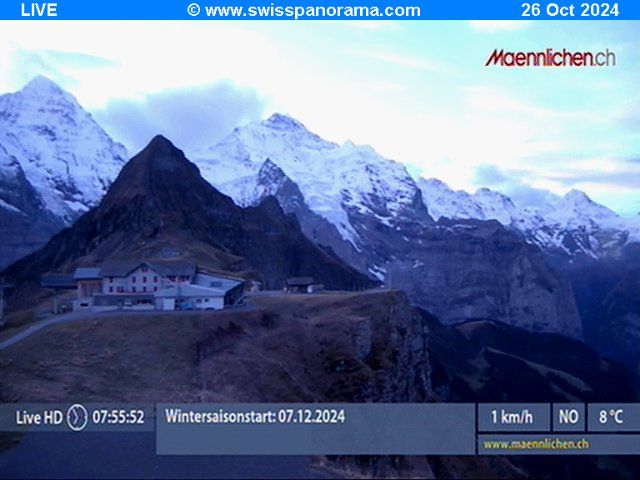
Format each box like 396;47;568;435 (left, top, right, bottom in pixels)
0;291;401;404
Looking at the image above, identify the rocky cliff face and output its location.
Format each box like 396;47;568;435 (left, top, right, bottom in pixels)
193;290;434;404
382;219;582;338
590;269;640;379
0;144;65;267
564;243;640;379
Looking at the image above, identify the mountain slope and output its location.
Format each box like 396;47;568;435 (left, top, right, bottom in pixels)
252;159;367;271
0;76;128;268
0;143;65;265
2;135;374;294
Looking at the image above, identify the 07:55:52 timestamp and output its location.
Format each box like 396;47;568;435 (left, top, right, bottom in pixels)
91;408;146;425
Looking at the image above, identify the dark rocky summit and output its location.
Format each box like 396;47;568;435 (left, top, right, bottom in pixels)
2;136;374;295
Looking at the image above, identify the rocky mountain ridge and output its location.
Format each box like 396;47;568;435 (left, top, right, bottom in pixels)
418;177;639;260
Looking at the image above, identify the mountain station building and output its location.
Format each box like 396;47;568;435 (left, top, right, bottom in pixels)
44;261;244;312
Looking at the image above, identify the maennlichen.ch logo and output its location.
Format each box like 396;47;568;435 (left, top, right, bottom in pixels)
485;48;617;67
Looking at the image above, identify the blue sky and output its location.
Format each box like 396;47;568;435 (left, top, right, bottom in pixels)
0;20;638;215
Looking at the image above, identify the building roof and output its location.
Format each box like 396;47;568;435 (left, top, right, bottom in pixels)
286;277;315;286
100;260;196;278
194;273;243;291
73;267;102;280
41;274;76;289
154;284;226;298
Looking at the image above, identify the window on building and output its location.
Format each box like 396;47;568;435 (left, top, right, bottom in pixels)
132;276;136;283
109;286;113;293
132;286;136;292
153;276;158;282
117;286;124;293
142;286;147;292
141;266;148;273
109;277;114;283
153;286;158;292
143;276;147;283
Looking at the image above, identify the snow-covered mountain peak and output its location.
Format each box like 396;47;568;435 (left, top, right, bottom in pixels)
194;113;427;245
559;189;616;216
563;188;590;203
264;113;307;131
418;178;488;221
21;75;72;99
548;189;619;227
2;76;82;121
0;77;127;221
422;178;449;189
475;187;511;202
473;188;518;224
340;140;378;158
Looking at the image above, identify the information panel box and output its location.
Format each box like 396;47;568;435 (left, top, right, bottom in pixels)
588;404;640;432
156;403;476;455
552;404;585;432
478;404;550;432
478;434;640;455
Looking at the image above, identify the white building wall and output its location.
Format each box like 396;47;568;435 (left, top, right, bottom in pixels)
194;297;224;310
160;298;176;311
101;266;194;294
124;266;163;293
103;277;126;294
